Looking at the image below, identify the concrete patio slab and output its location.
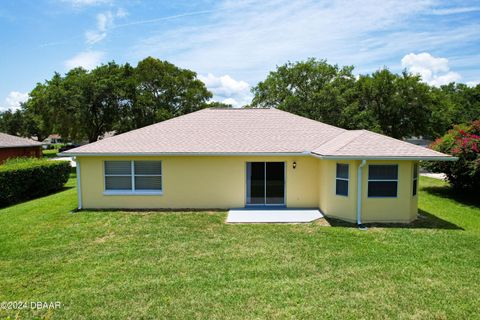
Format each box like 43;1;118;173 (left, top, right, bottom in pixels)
226;208;323;223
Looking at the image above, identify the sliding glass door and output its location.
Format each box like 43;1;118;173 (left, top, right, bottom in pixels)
246;162;285;205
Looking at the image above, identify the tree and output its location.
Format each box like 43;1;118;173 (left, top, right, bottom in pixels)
64;63;126;142
0;109;25;136
206;101;233;108
251;58;356;126
24;58;212;142
128;57;212;130
353;69;432;139
25;74;65;142
427;86;456;138
251;60;435;139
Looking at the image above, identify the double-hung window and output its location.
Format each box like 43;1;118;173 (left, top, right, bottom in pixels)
104;160;162;194
412;163;419;196
335;163;349;196
368;165;398;198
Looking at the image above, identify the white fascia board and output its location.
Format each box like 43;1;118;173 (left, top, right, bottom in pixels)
310;153;458;161
60;151;312;157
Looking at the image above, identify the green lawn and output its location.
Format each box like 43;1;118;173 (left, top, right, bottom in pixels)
0;176;479;319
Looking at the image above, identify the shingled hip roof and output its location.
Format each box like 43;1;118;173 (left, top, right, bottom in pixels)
0;132;43;148
63;108;455;160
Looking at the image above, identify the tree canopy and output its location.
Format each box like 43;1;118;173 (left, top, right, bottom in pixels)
251;58;480;139
251;59;357;125
1;57;479;143
1;57;212;143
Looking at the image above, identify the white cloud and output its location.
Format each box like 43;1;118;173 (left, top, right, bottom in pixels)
85;9;127;44
401;52;461;86
130;0;480;87
199;73;252;107
221;98;238;106
132;0;438;82
61;0;111;7
2;91;29;112
466;80;480;87
432;7;480;15
115;8;128;18
85;11;113;44
65;51;104;70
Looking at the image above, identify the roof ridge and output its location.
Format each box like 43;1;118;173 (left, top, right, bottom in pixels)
206;107;274;110
310;129;363;155
334;130;368;152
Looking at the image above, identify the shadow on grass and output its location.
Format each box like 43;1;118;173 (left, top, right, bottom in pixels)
422;185;480;208
324;209;463;230
0;186;74;210
79;208;227;215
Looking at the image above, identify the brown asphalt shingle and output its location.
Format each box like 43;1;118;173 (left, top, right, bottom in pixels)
64;108;453;159
312;130;449;158
0;132;42;148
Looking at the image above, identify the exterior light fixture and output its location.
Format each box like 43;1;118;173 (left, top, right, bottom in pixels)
293;161;297;169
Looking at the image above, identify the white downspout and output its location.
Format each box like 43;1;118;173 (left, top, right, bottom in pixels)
357;160;366;226
75;157;83;210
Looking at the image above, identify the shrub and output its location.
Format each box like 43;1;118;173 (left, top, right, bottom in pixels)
426;120;480;191
0;157;71;207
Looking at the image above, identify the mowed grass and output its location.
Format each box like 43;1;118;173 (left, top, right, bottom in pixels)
0;176;479;319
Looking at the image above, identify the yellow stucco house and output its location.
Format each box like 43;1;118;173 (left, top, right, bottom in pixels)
64;108;455;224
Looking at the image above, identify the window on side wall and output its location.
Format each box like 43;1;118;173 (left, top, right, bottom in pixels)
104;160;162;193
336;163;349;196
368;165;398;198
412;163;418;196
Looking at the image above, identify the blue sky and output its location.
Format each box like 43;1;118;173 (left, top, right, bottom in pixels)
1;0;479;110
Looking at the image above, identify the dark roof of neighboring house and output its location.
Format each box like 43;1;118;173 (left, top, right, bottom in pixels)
0;132;43;149
63;108;454;160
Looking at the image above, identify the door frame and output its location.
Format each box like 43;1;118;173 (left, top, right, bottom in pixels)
245;161;286;206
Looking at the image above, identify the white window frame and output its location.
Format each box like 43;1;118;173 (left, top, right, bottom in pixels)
367;164;398;198
103;160;163;196
335;163;349;197
412;163;418;196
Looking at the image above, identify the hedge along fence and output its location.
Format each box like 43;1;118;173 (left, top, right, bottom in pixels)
0;158;71;207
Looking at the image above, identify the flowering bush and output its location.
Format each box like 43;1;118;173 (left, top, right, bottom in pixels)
426;120;480;191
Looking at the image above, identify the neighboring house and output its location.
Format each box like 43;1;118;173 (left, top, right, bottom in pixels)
404;137;433;148
0;132;43;163
43;134;62;145
97;131;116;141
64;108;455;224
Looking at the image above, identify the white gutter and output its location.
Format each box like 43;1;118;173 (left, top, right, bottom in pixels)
60;151;312;157
61;151;457;161
75;158;82;210
357;160;366;226
312;154;458;161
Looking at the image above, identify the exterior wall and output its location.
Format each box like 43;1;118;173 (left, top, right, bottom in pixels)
0;146;42;164
318;159;358;221
78;156;319;209
318;159;418;223
78;155;419;223
360;160;418;223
